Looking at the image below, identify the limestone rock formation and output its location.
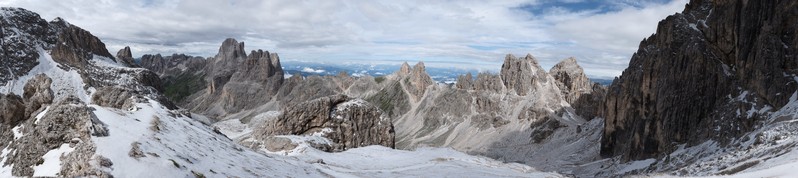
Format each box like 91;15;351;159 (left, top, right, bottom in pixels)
22;74;52;117
115;46;139;67
255;94;395;152
50;20;115;70
168;38;285;118
403;62;434;101
3;96;109;176
91;86;138;109
0;7;53;85
500;54;548;96
0;93;24;126
602;0;798;161
549;57;593;104
455;73;473;90
397;62;411;76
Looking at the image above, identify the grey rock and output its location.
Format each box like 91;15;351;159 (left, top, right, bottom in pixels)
256;94;395;152
473;72;504;93
0;93;24;126
91;86;137;109
263;136;298;152
403;62;434;101
116;46;139;67
500;54;548;96
601;0;798;161
455;73;473;90
22;74;53;117
5;96;108;176
549;57;593;104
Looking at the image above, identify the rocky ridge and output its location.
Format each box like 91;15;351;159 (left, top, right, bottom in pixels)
602;0;798;162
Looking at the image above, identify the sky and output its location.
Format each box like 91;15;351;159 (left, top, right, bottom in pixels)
0;0;688;79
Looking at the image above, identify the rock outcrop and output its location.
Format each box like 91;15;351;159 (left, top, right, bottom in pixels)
602;0;798;161
0;7;53;85
21;74;52;117
500;54;548;96
403;62;434;101
0;93;24;126
549;57;593;104
455;73;473;90
115;46;139;67
91;86;138;109
171;38;285;118
50;20;114;70
255;94;394;152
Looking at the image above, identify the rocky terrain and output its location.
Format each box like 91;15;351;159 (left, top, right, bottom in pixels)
602;0;798;162
0;7;551;178
3;0;798;177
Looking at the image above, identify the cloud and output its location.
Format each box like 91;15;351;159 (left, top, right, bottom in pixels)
0;0;688;78
301;67;326;74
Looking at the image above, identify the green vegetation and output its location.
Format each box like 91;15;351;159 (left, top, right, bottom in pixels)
163;73;206;103
374;76;386;83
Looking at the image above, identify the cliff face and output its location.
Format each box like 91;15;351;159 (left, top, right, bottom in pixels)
602;0;798;161
178;38;285;118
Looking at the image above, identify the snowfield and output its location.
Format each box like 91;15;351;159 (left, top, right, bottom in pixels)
88;98;560;177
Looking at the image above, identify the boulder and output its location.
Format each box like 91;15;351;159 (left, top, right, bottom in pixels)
257;94;395;152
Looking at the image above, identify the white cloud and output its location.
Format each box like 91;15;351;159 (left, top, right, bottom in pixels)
0;0;688;78
301;67;326;74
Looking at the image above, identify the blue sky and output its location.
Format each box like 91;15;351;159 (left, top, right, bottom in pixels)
0;0;688;79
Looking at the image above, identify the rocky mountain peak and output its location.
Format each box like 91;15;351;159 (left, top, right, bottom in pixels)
216;38;246;61
549;57;592;104
397;62;412;75
405;62;434;101
500;53;549;96
115;46;138;67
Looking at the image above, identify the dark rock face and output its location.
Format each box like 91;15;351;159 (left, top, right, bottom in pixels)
256;95;395;152
500;54;548;96
572;83;606;120
174;38;285;117
0;7;52;85
50;22;114;70
0;93;24;126
116;46;139;67
549;57;606;120
602;0;798;161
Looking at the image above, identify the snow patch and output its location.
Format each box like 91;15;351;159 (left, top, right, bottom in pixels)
34;106;49;124
32;144;75;177
11;125;23;139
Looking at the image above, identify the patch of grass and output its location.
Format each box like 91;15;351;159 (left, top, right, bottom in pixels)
163;73;206;103
374;76;386;83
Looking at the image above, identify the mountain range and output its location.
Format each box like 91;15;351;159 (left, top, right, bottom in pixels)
1;0;797;177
